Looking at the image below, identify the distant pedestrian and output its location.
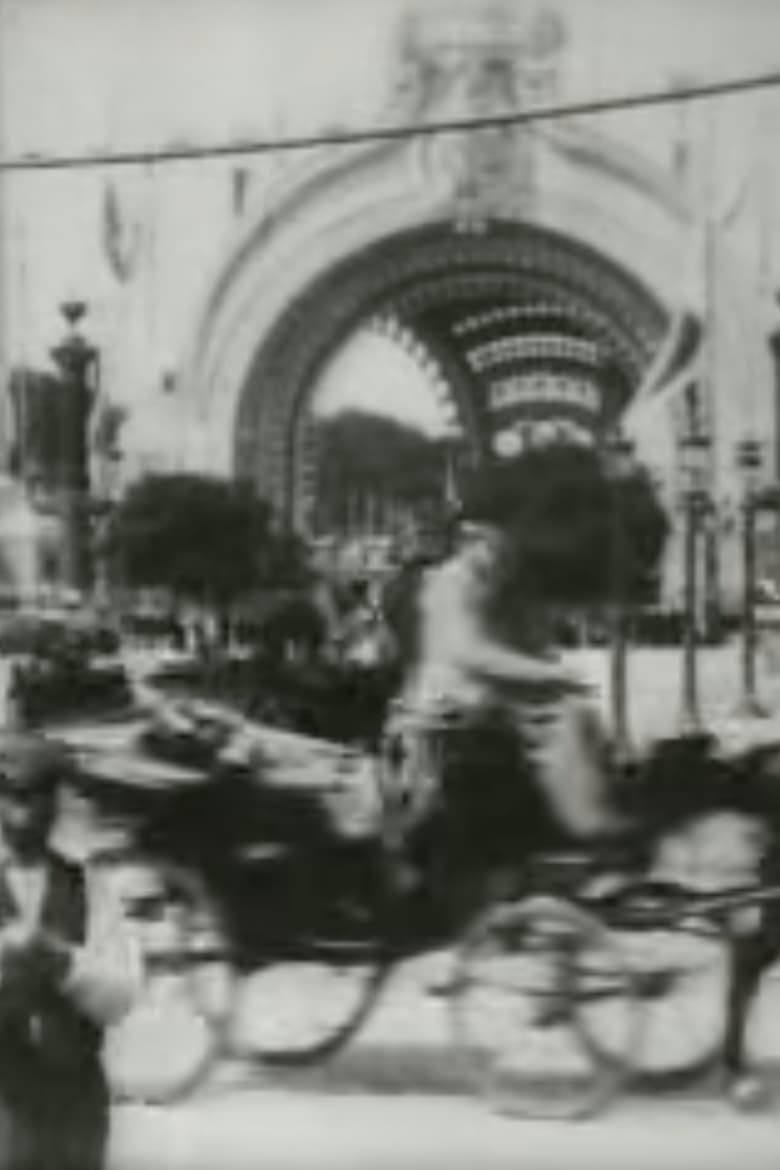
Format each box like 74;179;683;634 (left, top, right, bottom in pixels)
0;732;142;1169
338;580;397;670
0;657;26;731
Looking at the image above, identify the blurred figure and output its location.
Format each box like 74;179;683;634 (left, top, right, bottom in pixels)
396;519;623;841
0;657;26;730
0;733;142;1169
337;579;397;671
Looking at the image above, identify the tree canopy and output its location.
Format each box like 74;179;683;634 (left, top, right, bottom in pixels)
108;474;307;604
460;442;669;608
314;410;446;519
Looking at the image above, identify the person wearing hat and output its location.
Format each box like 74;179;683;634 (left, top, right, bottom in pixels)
0;732;141;1170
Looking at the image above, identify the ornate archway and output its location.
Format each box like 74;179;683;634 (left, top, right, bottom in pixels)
174;0;771;608
232;219;667;526
180;2;700;527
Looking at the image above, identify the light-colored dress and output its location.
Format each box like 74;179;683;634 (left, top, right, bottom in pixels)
396;557;618;839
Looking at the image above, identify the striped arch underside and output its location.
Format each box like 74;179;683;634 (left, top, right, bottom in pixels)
233;220;668;525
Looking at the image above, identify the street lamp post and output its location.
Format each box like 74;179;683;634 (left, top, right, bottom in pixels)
91;401;126;611
603;426;635;761
735;438;766;717
440;418;465;553
678;429;711;734
49;300;98;595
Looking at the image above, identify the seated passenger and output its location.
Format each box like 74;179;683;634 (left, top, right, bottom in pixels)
394;517;625;842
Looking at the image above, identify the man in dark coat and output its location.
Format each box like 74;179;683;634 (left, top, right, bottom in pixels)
0;732;141;1169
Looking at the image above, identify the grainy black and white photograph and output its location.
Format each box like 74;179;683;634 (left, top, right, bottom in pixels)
1;0;780;1166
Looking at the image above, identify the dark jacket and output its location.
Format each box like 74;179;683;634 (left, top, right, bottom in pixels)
0;853;108;1170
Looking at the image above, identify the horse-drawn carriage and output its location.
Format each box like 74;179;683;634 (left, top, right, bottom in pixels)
52;682;780;1116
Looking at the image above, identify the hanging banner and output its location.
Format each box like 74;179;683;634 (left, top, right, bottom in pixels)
101;177;142;284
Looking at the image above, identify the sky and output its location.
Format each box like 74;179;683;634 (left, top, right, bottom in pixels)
4;0;780;157
315;330;452;437
2;0;780;451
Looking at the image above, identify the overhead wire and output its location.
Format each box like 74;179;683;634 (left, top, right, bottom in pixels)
1;67;779;173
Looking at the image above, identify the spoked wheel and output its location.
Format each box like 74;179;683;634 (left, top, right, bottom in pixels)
224;852;394;1067
450;895;640;1121
583;909;729;1087
104;860;225;1104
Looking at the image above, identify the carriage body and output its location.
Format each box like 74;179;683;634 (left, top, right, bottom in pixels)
49;687;780;1112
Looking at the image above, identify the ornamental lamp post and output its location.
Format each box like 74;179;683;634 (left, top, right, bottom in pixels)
91;423;124;613
49;300;99;596
735;437;766;717
752;481;780;676
603;425;635;761
677;428;711;734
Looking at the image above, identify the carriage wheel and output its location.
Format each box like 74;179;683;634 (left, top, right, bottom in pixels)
222;851;394;1067
450;895;640;1120
104;860;226;1105
580;910;729;1087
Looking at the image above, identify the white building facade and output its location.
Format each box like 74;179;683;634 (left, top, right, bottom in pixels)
2;0;780;609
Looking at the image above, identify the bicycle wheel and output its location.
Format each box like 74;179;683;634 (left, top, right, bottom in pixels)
582;908;729;1087
104;859;225;1105
226;848;394;1066
450;895;640;1121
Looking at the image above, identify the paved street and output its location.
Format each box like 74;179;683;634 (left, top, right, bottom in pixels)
108;1087;780;1170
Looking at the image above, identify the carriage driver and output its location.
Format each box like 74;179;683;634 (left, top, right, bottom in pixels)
394;516;628;843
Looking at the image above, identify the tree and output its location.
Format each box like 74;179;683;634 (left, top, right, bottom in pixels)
108;474;305;611
460;442;669;610
314;410;446;525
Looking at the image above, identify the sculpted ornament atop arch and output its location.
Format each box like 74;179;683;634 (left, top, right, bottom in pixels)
390;0;567;115
389;2;568;225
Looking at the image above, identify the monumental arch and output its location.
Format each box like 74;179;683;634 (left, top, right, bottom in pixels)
181;4;725;537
